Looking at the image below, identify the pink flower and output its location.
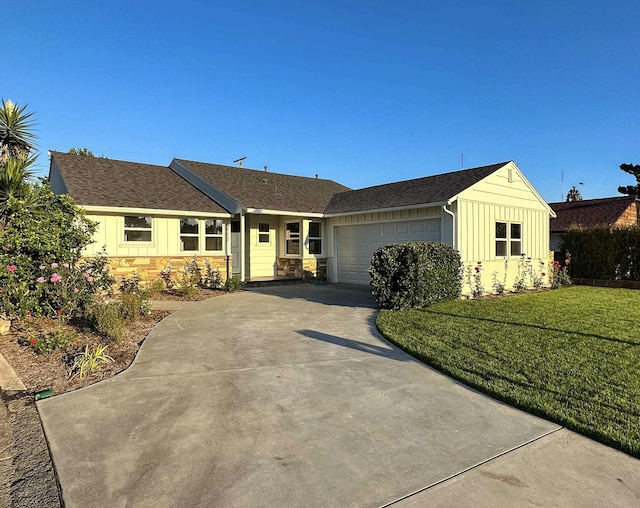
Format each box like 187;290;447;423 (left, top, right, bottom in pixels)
51;263;58;268
29;339;37;346
36;277;45;283
26;311;33;317
56;309;63;315
87;276;94;282
73;288;79;293
50;273;62;283
82;272;90;278
63;263;69;269
39;265;45;270
6;265;17;272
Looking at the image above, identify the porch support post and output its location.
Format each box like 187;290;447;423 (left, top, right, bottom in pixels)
240;211;246;282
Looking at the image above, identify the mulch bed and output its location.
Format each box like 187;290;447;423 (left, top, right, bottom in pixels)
0;289;224;507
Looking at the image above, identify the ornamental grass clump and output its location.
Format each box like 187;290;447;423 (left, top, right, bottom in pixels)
68;344;114;380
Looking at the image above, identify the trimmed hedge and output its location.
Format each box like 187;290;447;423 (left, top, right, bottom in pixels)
369;242;462;310
563;225;640;280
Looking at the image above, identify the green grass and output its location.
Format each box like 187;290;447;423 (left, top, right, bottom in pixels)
376;286;640;457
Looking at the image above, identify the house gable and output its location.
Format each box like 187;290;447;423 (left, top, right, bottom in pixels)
455;161;554;214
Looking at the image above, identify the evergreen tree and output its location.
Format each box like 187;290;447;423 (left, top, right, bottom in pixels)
618;163;640;195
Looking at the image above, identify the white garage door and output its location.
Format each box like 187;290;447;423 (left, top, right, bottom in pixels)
336;219;441;284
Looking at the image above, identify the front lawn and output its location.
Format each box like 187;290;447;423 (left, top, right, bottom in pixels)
376;286;640;457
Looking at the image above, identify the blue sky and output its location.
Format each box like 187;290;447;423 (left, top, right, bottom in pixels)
6;0;640;202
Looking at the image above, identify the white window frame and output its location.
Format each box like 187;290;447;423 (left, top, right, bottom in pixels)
307;221;322;255
510;223;522;256
205;219;224;252
124;216;153;243
180;218;200;252
285;221;301;256
495;221;522;257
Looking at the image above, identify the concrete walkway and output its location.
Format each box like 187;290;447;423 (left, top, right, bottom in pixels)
37;285;640;507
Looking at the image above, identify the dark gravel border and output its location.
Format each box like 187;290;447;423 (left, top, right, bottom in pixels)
0;390;61;507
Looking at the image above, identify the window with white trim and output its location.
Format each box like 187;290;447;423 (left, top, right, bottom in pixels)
124;216;152;242
258;223;270;243
180;218;199;251
285;221;300;255
308;221;322;255
205;219;223;251
496;221;522;257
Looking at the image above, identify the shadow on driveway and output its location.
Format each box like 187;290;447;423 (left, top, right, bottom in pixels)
298;329;410;362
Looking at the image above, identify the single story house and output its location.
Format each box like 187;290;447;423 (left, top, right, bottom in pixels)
49;152;555;291
549;196;639;253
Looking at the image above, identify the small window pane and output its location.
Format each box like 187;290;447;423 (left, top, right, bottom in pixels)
309;222;321;237
496;240;507;257
205;219;222;235
309;239;322;254
496;222;507;239
511;223;521;239
258;223;269;233
231;221;240;233
206;237;222;251
286;222;300;234
124;216;152;229
180;218;199;234
287;240;300;255
181;236;198;251
125;230;152;242
511;241;522;256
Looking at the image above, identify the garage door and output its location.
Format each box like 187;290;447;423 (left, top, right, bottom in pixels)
336;219;441;284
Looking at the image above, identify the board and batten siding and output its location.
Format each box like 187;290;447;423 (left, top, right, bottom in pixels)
455;200;550;262
455;162;551;262
244;214;278;278
82;213;229;258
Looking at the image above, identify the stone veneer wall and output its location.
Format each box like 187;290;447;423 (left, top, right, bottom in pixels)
276;258;327;279
106;255;231;283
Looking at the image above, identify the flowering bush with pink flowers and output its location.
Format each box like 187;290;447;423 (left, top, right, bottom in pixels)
0;250;114;319
0;181;116;319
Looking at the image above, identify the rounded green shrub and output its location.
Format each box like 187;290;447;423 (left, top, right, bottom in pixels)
369;241;462;310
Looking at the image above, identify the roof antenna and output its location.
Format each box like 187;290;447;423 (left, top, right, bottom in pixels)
234;157;246;168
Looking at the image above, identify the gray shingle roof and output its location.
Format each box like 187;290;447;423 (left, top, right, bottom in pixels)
50;151;228;214
175;159;351;214
324;162;509;214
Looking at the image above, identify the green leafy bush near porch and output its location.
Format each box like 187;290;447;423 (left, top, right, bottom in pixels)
369;242;462;310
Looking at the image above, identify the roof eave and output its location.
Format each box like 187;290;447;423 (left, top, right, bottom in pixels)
245;208;324;217
81;204;233;218
324;200;449;218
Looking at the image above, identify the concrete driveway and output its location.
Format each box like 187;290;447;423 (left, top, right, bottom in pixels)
37;285;638;507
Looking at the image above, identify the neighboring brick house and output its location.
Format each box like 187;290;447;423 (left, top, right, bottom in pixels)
549;196;639;253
